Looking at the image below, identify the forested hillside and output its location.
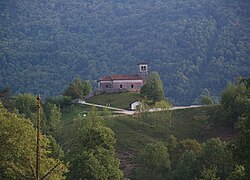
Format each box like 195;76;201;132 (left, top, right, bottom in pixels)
0;0;249;105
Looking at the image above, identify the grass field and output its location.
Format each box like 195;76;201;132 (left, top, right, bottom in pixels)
86;92;141;109
104;106;216;154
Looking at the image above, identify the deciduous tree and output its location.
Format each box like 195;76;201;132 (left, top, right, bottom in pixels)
63;78;92;99
200;138;235;179
141;71;165;103
0;103;67;179
67;107;123;179
174;150;200;180
200;96;214;105
220;82;249;121
134;142;171;179
14;93;47;130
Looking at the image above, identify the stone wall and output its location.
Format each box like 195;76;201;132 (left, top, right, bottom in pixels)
112;81;142;91
99;79;143;92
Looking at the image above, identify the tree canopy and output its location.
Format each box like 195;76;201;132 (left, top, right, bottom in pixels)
141;71;165;103
63;78;92;99
0;103;67;179
1;0;249;105
67;107;123;179
133;137;246;179
134;142;171;179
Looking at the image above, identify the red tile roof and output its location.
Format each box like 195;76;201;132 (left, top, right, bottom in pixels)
99;74;143;81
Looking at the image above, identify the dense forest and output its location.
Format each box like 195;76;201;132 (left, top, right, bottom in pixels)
0;0;249;105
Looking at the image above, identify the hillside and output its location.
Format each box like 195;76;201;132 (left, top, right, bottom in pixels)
1;0;250;105
110;107;235;152
60;104;236;177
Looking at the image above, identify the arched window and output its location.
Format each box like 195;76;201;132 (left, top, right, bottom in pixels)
120;84;123;88
131;84;134;88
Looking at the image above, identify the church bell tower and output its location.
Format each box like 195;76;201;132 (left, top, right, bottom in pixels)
138;63;148;83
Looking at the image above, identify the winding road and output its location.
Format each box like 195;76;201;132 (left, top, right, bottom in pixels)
76;100;203;115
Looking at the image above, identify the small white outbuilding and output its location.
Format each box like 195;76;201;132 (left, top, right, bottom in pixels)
130;101;141;111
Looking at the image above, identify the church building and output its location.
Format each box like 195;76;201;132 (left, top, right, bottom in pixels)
98;63;148;92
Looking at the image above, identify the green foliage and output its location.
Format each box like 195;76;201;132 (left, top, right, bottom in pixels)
215;79;250;177
57;113;85;161
67;148;122;180
240;78;250;89
167;135;178;152
67;150;112;180
233;111;250;176
132;135;244;179
14;93;48;130
45;96;72;109
67;107;123;179
47;135;65;159
220;82;249;121
174;150;200;180
210;78;250;178
0;103;67;179
169;138;202;168
84;106;103;127
0;87;13;110
14;93;37;120
48;105;62;132
200;96;214;105
200;138;235;179
1;0;250;105
141;71;165;103
135;101;149;130
59;101;244;179
14;94;65;135
63;78;92;99
101;108;112;121
139;142;170;170
136;101;148;113
227;165;246;180
178;139;202;155
67;151;105;179
44;102;62;136
134;142;170;180
199;165;220;180
154;100;172;109
80;125;116;151
100;106;219;155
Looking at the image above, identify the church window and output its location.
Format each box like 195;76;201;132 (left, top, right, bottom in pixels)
120;84;123;88
131;84;134;88
140;65;147;72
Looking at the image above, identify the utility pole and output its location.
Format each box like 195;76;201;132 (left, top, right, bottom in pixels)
36;95;41;180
